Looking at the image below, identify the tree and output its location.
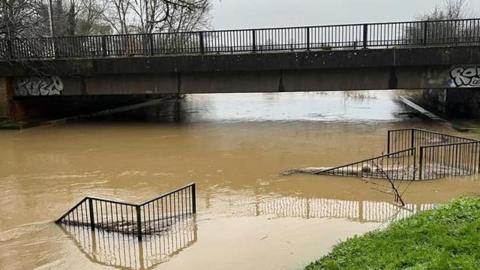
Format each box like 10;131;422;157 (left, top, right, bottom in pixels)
101;0;210;34
405;0;476;45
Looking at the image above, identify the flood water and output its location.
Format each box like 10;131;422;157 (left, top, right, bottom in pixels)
1;91;480;270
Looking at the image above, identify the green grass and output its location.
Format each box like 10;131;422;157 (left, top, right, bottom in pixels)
306;197;480;270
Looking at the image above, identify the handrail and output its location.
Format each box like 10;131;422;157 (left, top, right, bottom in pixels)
140;182;195;206
56;197;88;223
321;148;415;173
2;18;480;60
420;140;480;149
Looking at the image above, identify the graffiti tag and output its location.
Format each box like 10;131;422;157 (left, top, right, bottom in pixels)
450;67;480;88
14;76;64;96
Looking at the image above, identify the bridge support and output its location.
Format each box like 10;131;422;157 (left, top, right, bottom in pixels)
0;77;29;122
0;77;7;119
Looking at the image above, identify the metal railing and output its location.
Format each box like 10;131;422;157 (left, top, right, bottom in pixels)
322;129;480;181
419;141;480;180
387;128;477;154
56;183;196;240
322;148;417;180
1;18;480;60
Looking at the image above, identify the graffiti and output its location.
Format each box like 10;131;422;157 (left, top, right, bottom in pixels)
14;76;64;96
450;67;480;88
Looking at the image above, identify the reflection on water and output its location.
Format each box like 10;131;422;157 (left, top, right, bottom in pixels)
227;196;436;223
0;91;478;270
60;216;197;270
101;91;412;123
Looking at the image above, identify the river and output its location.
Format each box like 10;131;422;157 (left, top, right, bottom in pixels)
1;91;479;270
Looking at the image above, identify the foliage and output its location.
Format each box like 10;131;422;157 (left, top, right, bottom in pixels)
305;197;480;270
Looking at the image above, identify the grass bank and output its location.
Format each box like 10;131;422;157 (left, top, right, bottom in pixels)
306;197;480;270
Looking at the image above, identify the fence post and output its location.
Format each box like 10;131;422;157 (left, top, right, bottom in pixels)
413;148;417;180
149;34;154;56
362;24;368;49
51;37;58;58
6;39;13;60
252;29;257;53
192;183;196;214
88;198;95;231
387;130;391;154
411;129;415;153
199;31;205;54
136;205;142;241
306;27;310;50
423;21;428;45
102;35;107;57
419;146;424;180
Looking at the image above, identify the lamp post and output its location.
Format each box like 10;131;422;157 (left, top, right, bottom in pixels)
47;0;55;37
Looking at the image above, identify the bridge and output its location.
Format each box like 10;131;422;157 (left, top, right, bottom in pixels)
1;18;480;120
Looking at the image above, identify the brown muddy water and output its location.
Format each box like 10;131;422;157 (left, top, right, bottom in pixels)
1;91;480;270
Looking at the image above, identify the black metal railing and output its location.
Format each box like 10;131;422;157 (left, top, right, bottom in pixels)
56;183;196;240
322;148;417;180
419;141;480;180
321;129;480;181
387;128;477;154
1;18;480;60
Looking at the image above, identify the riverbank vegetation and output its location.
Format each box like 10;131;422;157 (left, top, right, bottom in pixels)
306;197;480;269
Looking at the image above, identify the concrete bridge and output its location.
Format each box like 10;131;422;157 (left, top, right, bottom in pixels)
1;18;480;120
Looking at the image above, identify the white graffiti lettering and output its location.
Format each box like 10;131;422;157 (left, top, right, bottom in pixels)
14;76;64;96
449;67;480;88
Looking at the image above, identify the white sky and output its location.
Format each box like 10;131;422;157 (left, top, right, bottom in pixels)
210;0;480;29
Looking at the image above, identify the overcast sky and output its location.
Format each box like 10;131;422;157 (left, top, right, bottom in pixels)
210;0;480;29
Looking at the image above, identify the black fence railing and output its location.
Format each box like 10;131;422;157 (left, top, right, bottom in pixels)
387;128;477;154
56;183;196;240
322;148;417;180
1;18;480;60
321;129;480;181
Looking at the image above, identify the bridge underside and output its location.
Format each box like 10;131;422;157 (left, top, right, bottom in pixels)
11;66;446;96
1;45;480;120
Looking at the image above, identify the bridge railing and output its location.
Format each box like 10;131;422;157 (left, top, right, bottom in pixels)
1;18;480;60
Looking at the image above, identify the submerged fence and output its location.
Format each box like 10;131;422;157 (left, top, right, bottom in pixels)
1;18;480;60
322;148;417;180
56;183;196;240
322;129;480;180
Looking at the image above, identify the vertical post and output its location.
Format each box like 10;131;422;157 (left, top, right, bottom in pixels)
423;21;428;45
136;205;142;241
387;130;391;154
306;27;310;50
362;24;368;49
102;35;107;57
199;31;205;54
6;39;13;60
47;0;55;38
413;148;417;180
192;183;196;214
419;146;424;180
252;29;257;53
149;34;154;56
411;129;415;154
88;198;95;231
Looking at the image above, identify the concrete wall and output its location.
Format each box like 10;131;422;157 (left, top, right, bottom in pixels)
3;66;456;97
0;77;10;119
421;88;480;118
3;46;479;97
